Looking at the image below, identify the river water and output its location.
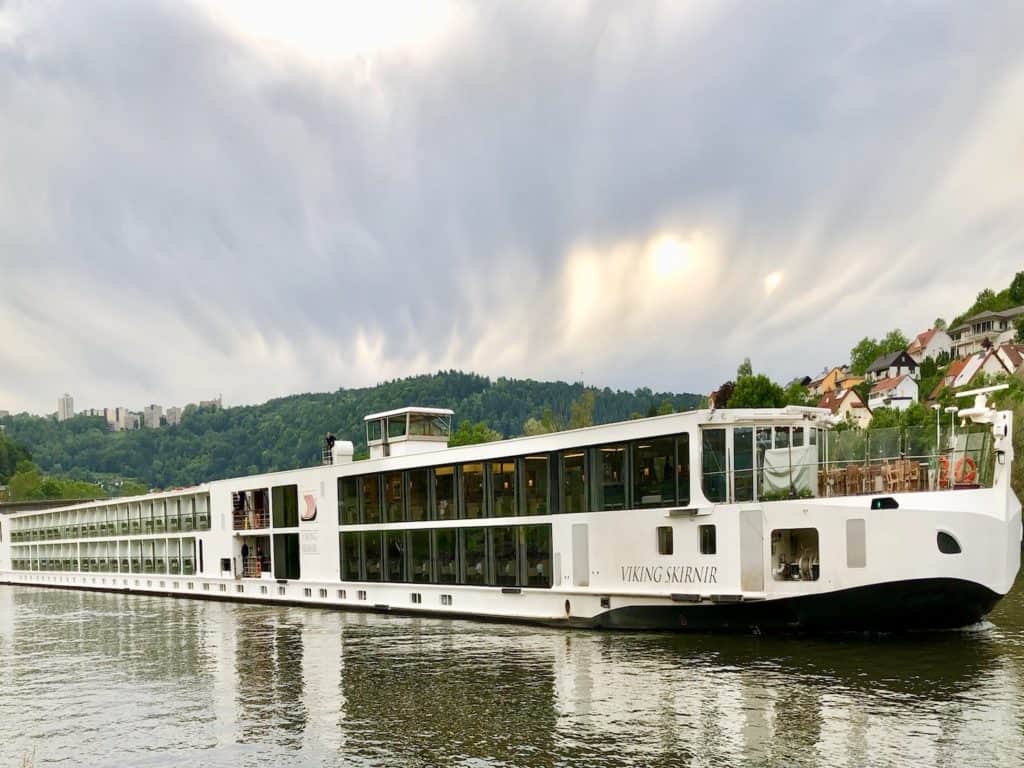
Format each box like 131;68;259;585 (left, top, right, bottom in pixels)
2;574;1023;768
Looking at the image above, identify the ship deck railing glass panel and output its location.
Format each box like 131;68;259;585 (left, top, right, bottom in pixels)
700;423;995;502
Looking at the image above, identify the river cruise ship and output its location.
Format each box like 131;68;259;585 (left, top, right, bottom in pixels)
1;387;1020;632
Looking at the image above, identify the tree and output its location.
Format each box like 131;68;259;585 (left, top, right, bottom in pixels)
849;328;909;375
657;399;674;415
568;389;597;429
727;375;786;408
783;380;813;407
934;317;947;331
713;381;736;408
850;337;883;376
448;420;502;447
1016;316;1024;344
737;357;753;378
867;408;901;430
1010;271;1024;304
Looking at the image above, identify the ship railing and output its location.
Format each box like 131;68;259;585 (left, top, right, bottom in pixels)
233;508;270;530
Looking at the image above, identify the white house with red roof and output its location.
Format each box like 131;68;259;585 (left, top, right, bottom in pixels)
817;388;872;428
868;374;918;412
929;349;1014;400
906;328;952;363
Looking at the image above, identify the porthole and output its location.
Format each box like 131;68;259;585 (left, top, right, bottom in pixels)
937;531;961;555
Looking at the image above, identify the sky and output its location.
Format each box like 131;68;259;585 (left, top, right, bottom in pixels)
1;1;1023;415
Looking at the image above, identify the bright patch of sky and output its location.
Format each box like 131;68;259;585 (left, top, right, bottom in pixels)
1;1;1022;414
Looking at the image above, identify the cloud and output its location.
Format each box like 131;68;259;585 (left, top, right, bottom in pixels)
1;0;1023;414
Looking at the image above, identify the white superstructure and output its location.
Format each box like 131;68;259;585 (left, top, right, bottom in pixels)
1;394;1019;632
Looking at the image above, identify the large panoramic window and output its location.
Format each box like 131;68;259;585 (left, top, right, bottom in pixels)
523;455;550;515
434;528;458;584
561;451;587;513
492;526;519;586
272;485;299;528
410;529;431;583
594;444;627;511
361;476;381;524
491;460;517;517
524;524;552;587
385;530;406;582
407;470;429;522
462;463;485;519
340;533;360;580
734;428;754;502
385;471;404;523
339;477;359;525
634;437;676;508
463;527;487;585
433;466;456;521
363;531;383;581
702;429;727;503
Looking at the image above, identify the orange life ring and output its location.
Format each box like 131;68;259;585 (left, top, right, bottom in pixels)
954;456;977;485
938;455;951;485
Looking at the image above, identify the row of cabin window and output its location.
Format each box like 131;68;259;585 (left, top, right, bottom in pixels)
339;524;553;588
337;434;690;525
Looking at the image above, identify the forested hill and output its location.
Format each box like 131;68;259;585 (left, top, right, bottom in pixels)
0;371;703;490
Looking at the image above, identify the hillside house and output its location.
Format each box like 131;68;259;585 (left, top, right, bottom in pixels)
906;328;952;363
929;349;1013;399
817;388;872;429
868;375;918;412
949;305;1024;358
865;351;919;383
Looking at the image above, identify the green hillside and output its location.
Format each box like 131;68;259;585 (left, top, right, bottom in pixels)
0;371;703;490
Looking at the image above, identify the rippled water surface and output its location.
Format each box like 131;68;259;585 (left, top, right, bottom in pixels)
2;573;1024;767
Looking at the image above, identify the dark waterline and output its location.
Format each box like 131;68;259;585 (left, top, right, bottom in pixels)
2;571;1023;768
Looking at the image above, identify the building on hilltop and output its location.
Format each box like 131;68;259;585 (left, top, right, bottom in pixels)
949;305;1024;358
868;375;919;412
143;404;163;429
105;406;133;431
57;393;74;422
817;388;871;429
865;351;919;383
931;349;1014;400
906;328;952;363
199;395;222;410
806;366;863;397
165;406;182;426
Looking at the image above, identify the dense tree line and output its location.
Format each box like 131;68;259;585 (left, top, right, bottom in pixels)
0;371;703;490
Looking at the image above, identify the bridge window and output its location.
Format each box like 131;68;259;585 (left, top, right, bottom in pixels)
409;413;451;437
387;414;407;439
